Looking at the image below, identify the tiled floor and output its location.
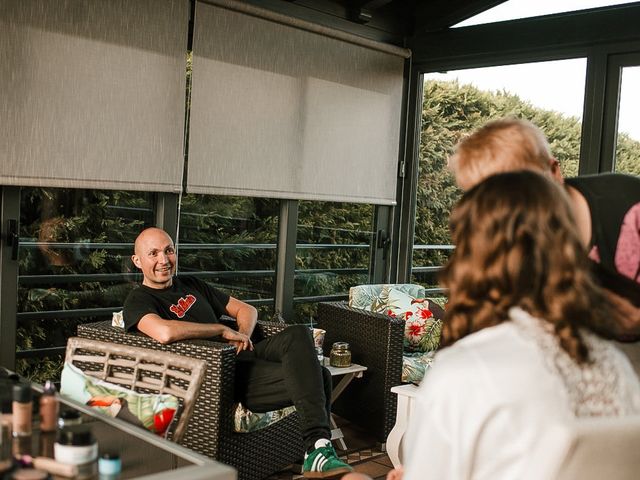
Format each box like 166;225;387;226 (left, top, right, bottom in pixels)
267;416;393;480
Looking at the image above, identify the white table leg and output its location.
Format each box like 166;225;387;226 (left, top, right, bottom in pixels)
324;363;366;451
330;372;357;450
330;414;347;450
387;384;419;468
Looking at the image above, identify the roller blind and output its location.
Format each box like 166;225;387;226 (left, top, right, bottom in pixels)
188;1;406;205
0;0;188;192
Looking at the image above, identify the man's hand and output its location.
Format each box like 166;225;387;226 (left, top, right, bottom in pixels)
222;326;254;354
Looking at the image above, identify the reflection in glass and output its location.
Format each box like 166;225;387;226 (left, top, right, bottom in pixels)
178;194;278;319
295;201;374;323
18;188;155;381
615;66;640;176
416;59;586;287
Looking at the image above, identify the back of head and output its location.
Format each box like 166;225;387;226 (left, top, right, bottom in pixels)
449;118;553;190
440;170;612;363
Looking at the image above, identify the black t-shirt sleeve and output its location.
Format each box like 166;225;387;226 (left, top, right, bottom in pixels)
123;288;160;332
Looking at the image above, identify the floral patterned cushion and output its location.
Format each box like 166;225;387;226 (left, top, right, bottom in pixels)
386;288;443;353
348;284;426;313
402;351;435;384
61;362;179;436
233;403;296;433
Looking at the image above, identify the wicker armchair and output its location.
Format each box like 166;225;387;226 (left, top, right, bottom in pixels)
317;300;445;444
317;302;403;443
64;337;206;443
77;319;304;480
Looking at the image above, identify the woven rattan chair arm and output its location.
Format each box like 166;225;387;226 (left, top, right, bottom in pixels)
317;301;405;442
77;320;238;457
78;320;236;352
218;317;287;342
255;320;288;338
65;336;206;443
317;301;404;370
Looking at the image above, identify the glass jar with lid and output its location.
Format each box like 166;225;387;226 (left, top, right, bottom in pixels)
329;342;352;368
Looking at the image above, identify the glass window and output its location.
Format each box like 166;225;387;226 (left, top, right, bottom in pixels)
17;188;155;382
455;0;637;28
615;66;640;176
415;59;587;286
178;194;278;319
295;201;374;323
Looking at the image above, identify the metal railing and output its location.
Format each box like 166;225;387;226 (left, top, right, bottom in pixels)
16;240;451;359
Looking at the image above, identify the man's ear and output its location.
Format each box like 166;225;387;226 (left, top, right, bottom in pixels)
131;254;142;270
549;158;564;183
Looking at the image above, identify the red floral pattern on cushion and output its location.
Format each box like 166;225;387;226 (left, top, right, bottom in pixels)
401;302;441;352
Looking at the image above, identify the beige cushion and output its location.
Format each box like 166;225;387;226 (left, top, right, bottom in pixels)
524;416;640;480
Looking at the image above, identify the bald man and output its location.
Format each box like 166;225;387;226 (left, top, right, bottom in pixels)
123;228;352;478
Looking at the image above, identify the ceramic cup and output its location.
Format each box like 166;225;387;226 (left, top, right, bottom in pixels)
312;328;326;349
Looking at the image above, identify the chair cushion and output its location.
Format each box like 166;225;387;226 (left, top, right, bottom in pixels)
349;284;426;313
61;362;179;436
233;403;296;433
402;351;435;384
386;288;443;353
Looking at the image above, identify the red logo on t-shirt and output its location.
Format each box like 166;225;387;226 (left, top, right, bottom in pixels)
169;294;196;318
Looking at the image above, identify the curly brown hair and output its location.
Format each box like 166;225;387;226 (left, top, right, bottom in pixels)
439;170;615;363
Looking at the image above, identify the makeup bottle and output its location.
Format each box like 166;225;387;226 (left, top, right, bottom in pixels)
57;410;81;430
39;382;59;433
12;384;32;437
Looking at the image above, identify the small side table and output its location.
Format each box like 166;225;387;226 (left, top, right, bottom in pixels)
386;383;420;468
323;358;367;450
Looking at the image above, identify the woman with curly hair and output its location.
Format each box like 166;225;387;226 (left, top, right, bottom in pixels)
397;170;640;480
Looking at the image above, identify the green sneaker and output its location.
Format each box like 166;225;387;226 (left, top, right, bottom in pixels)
302;443;353;478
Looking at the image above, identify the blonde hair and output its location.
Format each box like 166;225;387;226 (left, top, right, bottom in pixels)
449;118;553;190
440;170;615;363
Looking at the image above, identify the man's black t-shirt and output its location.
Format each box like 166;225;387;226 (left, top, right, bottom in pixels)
123;276;230;331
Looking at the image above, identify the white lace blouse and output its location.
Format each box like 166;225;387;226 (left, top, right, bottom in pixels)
402;307;640;480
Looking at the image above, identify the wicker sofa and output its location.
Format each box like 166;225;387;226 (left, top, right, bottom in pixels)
316;285;444;444
77;319;304;480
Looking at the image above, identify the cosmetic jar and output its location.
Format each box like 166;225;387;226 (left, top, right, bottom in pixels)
54;425;97;465
98;453;121;476
329;342;352;367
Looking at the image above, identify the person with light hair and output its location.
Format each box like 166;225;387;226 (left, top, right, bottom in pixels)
448;117;640;340
344;170;640;480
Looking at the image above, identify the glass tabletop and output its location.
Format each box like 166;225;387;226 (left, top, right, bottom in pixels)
1;369;236;480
